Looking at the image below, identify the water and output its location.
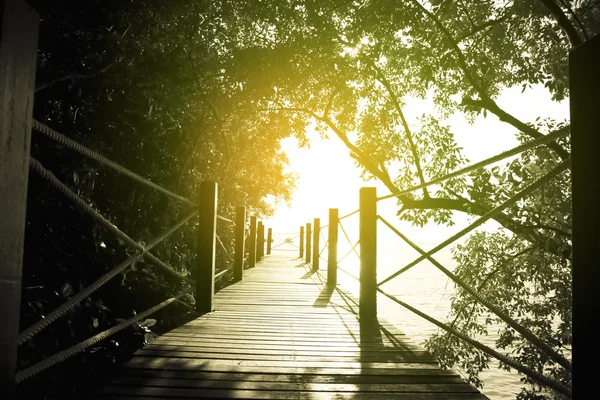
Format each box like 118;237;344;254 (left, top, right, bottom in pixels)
300;225;528;400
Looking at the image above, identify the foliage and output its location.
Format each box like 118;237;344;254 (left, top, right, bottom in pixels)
20;1;296;398
196;0;595;398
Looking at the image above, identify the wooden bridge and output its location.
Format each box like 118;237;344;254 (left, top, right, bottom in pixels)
92;250;488;399
2;1;587;397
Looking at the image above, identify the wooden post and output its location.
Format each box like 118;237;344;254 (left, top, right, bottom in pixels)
234;206;246;282
197;182;218;313
299;226;305;258
312;218;320;271
267;228;272;255
359;187;377;320
305;223;312;264
248;216;257;268
257;221;264;261
328;209;339;286
0;0;39;392
570;34;600;390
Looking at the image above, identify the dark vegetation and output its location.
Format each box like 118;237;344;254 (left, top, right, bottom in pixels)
17;0;599;398
19;1;295;398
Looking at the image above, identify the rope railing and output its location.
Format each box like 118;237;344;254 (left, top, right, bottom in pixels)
377;215;572;373
18;208;199;345
217;215;234;224
338;220;360;261
377;158;571;287
377;128;570;202
339;208;359;221
32;120;197;207
30;158;194;284
214;266;234;282
16;287;193;383
216;234;234;262
290;133;572;398
376;288;572;398
338;266;359;281
337;240;359;264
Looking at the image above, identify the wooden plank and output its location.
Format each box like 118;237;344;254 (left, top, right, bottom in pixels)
93;254;488;399
100;378;480;393
96;388;488;400
116;369;466;383
0;0;39;393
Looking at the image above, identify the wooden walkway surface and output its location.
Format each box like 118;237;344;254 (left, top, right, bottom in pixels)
94;248;489;399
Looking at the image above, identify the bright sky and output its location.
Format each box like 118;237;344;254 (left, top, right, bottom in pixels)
263;84;569;244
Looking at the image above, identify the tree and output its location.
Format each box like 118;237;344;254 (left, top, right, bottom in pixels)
216;0;598;398
20;1;296;398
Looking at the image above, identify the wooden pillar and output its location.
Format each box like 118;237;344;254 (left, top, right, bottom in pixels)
312;218;320;271
197;182;218;313
570;34;600;390
234;206;246;282
267;228;272;255
257;221;264;261
359;187;377;320
0;0;39;392
328;209;339;286
305;223;312;264
299;226;305;258
248;216;257;269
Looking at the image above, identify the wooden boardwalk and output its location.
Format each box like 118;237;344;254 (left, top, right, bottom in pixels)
94;249;489;399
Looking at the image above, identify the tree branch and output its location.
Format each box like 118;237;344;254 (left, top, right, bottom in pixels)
539;0;584;47
266;106;571;261
363;56;430;198
460;97;570;161
410;0;571;162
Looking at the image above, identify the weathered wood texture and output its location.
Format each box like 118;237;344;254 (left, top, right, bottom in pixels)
248;216;257;269
299;225;304;258
234;206;246;282
0;0;39;392
570;34;600;393
94;247;488;399
196;182;218;313
328;208;338;286
312;218;320;270
360;187;377;320
305;223;312;264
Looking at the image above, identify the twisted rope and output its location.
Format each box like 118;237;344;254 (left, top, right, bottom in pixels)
338;221;360;260
216;234;234;262
377;288;572;398
214;266;234;282
338;266;360;281
378;128;570;202
32;120;197;207
217;215;234;224
339;209;359;221
18;208;198;345
16;288;192;383
378;158;571;286
337;240;360;264
378;215;572;373
30;158;195;283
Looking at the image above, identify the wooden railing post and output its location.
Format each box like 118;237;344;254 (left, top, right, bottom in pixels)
267;228;272;255
312;218;320;271
0;0;39;392
257;221;264;261
305;223;312;264
359;187;377;320
299;226;305;258
328;209;339;286
249;216;257;269
197;181;218;314
571;34;600;388
234;206;246;282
